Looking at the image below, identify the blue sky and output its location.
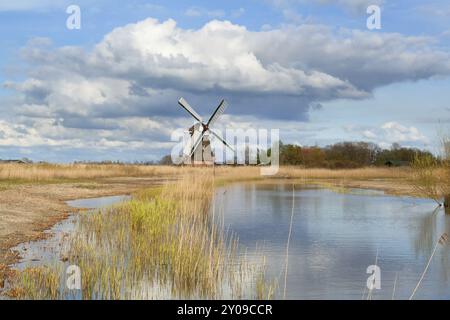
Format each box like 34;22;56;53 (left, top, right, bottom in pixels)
0;0;449;162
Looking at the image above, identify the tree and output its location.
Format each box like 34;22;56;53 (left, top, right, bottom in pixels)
374;145;434;166
159;155;173;166
280;144;303;165
302;147;326;167
324;141;380;168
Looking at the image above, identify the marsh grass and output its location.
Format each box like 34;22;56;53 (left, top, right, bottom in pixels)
6;265;62;300
0;163;411;183
6;173;272;299
0;163;185;182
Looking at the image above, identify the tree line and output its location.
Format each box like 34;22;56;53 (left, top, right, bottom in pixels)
160;141;435;167
275;141;434;168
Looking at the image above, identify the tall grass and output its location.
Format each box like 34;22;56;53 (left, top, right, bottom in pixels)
6;173;272;299
411;133;450;207
277;166;409;180
411;154;444;205
0;163;410;183
214;166;410;181
0;163;183;182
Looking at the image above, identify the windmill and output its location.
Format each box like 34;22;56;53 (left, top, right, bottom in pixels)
178;97;234;165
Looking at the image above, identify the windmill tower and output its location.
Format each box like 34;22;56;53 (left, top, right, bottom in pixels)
178;97;234;165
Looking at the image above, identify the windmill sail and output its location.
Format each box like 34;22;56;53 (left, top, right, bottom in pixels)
210;129;234;152
207;99;227;127
178;98;203;123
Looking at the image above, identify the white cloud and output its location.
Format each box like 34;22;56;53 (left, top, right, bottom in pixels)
93;19;361;96
362;130;377;139
381;121;427;143
347;122;429;147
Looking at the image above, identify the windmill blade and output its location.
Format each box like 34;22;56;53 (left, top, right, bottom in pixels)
210;129;234;152
178;97;203;123
189;131;205;157
207;99;227;127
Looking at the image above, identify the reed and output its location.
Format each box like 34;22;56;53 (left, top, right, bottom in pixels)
6;266;61;300
0;163;183;182
0;163;411;183
409;233;448;300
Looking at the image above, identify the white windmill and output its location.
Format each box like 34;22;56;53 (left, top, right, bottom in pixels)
178;97;234;165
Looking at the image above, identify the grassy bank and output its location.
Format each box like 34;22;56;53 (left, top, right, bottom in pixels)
5;173;273;299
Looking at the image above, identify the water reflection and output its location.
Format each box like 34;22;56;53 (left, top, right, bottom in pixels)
215;182;450;299
413;206;450;283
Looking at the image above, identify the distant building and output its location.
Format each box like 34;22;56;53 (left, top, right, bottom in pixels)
384;160;410;167
0;159;31;164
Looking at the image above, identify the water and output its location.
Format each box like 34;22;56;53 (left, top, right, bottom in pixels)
66;195;131;209
214;182;450;300
11;195;130;270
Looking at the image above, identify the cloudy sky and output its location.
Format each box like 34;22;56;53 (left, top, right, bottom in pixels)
0;0;449;162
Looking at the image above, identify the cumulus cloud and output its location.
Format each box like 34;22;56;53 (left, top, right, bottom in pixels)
10;19;450;117
3;17;450;158
347;121;429;148
381;121;428;143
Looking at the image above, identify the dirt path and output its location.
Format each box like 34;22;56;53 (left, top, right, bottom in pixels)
0;177;172;267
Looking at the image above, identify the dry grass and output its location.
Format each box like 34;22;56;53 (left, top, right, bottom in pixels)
213;166;410;184
0;163;184;182
276;166;410;180
0;162;412;183
411;155;443;205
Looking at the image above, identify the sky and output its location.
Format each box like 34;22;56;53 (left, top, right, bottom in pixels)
0;0;449;162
